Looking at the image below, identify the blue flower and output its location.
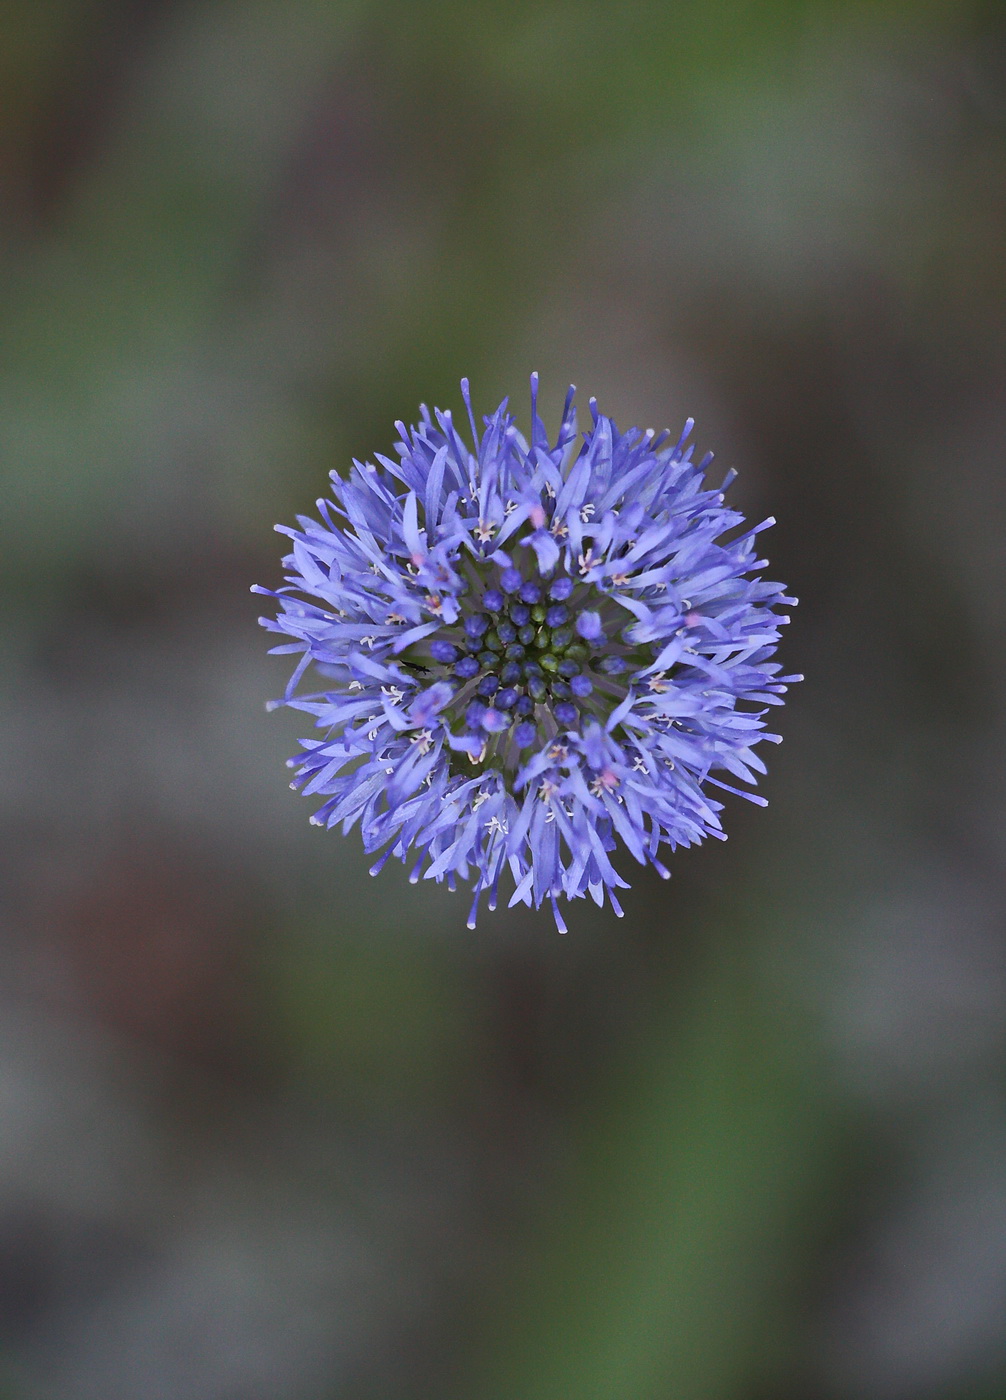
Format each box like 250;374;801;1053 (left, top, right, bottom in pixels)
255;377;799;931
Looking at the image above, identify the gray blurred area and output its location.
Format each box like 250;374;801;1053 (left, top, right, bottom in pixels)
1;2;1004;1397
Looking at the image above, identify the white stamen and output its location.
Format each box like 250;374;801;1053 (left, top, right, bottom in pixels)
590;769;620;797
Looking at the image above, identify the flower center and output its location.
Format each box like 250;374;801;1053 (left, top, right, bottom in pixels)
398;561;654;774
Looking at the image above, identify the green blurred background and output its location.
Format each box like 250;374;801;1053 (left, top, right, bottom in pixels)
1;1;1004;1396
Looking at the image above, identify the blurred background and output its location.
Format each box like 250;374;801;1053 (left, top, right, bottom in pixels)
1;1;1004;1396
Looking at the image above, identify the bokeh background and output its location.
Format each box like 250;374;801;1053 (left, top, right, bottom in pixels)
1;1;1004;1397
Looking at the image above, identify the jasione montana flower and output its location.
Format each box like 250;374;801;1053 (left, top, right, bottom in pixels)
255;377;798;931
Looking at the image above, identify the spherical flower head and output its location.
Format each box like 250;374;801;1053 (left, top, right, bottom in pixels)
255;376;800;931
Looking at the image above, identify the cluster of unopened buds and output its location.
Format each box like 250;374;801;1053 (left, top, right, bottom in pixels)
414;569;635;761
